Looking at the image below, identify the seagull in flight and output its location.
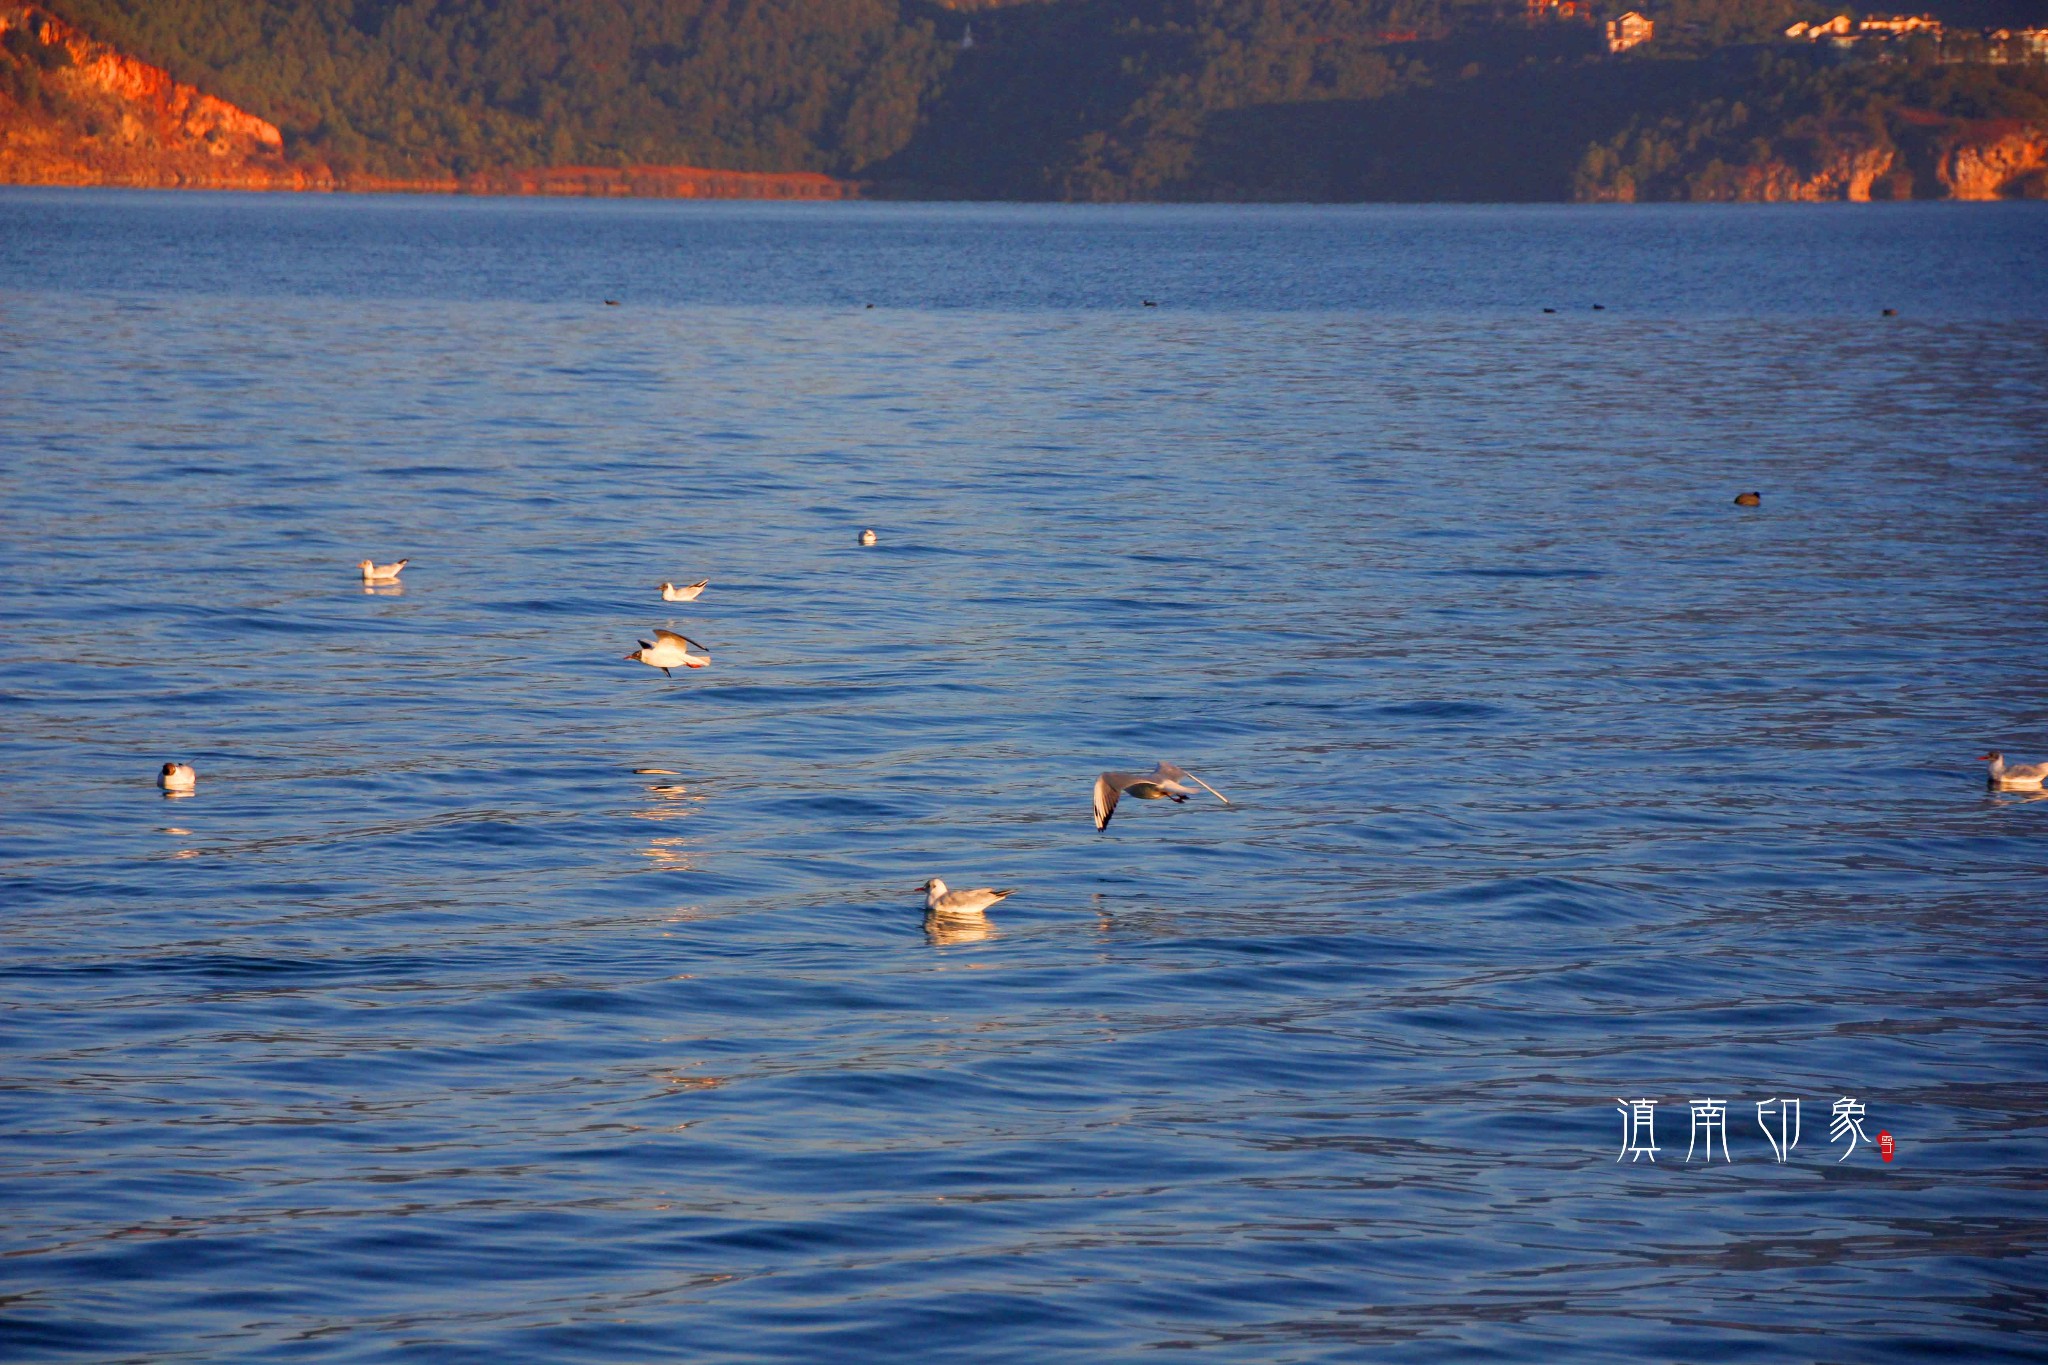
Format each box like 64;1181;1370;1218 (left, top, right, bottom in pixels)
918;877;1014;918
1093;762;1228;831
625;629;710;677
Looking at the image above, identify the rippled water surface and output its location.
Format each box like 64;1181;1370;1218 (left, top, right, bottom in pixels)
2;192;2046;1362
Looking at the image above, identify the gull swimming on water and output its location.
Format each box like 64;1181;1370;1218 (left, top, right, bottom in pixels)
661;580;709;603
359;557;408;582
625;629;710;677
859;529;878;546
158;762;196;792
1981;751;2048;791
919;877;1014;918
1093;762;1228;832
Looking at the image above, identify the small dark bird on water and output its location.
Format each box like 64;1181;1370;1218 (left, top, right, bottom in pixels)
1592;303;1605;310
1142;299;1157;307
604;300;619;306
1882;308;1897;316
1543;308;1556;314
1734;491;1762;506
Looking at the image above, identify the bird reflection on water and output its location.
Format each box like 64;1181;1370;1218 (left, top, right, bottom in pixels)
634;772;706;866
640;837;696;869
632;773;704;821
925;913;997;947
659;1070;725;1092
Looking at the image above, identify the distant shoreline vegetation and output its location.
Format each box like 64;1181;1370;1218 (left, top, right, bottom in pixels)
4;0;2045;201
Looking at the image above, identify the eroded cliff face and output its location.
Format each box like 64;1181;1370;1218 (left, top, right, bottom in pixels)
0;4;313;187
1929;121;2048;200
0;5;859;196
1689;128;1899;203
1577;110;2048;204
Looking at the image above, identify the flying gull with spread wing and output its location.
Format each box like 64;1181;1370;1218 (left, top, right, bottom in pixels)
625;629;710;677
1093;762;1228;831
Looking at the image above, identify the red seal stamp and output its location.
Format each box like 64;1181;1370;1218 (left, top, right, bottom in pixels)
1878;1130;1895;1162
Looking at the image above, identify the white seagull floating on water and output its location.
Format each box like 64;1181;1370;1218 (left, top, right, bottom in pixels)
661;580;709;602
1093;762;1228;832
1981;751;2048;791
859;529;878;546
158;762;196;792
625;629;710;677
359;557;408;582
919;878;1014;918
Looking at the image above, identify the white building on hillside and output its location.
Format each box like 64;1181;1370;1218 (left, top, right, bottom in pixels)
1606;11;1653;52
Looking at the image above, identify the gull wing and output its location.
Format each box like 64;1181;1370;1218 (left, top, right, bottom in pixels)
1157;762;1229;803
933;886;1012;914
1093;772;1127;832
652;629;704;650
686;579;709;590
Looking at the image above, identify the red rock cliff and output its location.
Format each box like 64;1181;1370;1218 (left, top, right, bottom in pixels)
0;4;313;187
1933;121;2048;200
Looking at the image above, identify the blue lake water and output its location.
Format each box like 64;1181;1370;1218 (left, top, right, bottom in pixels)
1;191;2045;1362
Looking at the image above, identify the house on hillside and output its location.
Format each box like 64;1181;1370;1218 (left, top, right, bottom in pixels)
1780;12;2048;63
1784;14;1952;57
1858;14;1942;37
1984;26;2048;64
1785;15;1852;39
1605;11;1653;52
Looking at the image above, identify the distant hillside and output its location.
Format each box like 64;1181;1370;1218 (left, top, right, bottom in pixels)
0;4;861;194
37;0;951;177
10;0;2048;199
